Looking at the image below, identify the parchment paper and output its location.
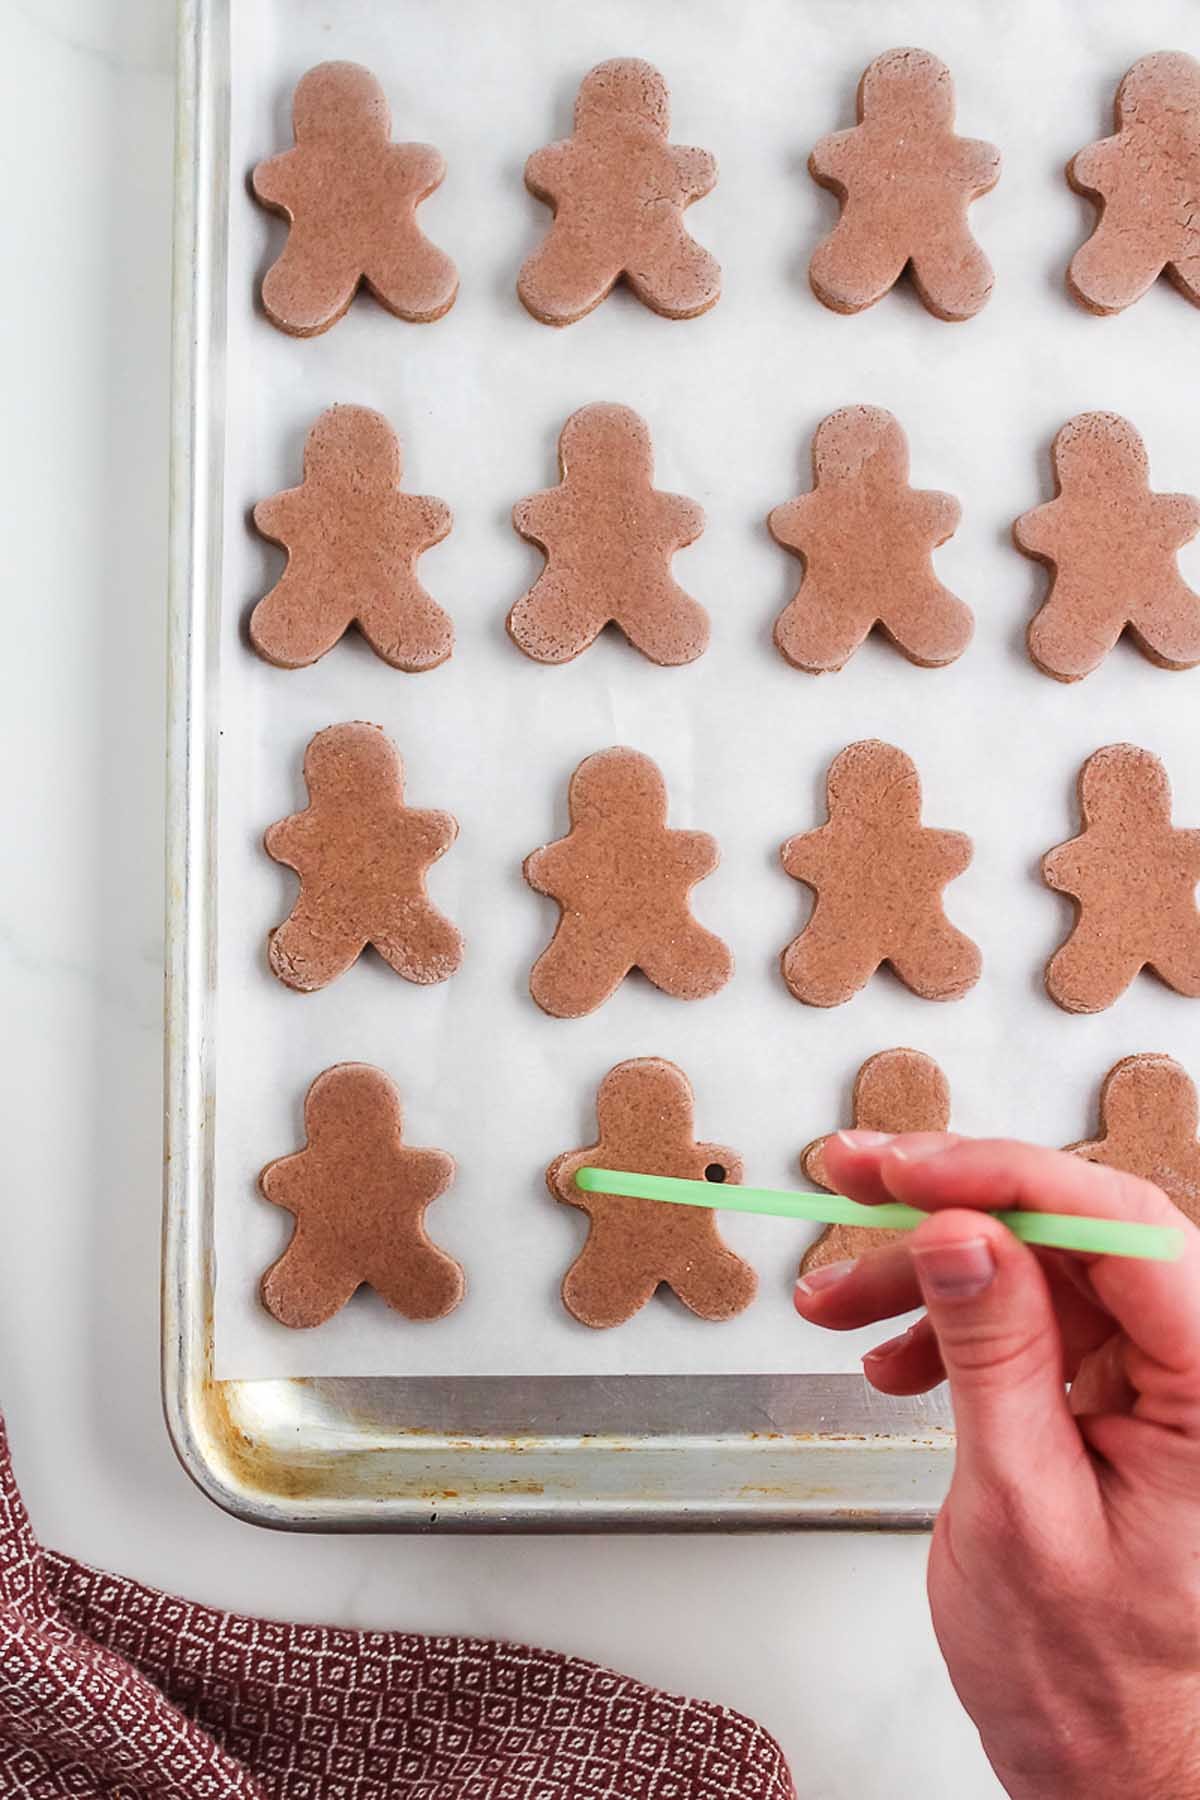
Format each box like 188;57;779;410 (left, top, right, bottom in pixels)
215;0;1200;1378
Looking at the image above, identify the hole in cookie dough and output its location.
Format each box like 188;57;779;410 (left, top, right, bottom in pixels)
704;1163;727;1183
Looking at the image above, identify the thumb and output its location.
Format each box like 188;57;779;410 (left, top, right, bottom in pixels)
908;1207;1089;1496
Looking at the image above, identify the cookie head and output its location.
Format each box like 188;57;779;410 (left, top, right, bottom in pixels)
1054;412;1147;493
569;746;667;827
1117;51;1200;132
595;1055;694;1149
302;1060;403;1145
1104;1053;1199;1145
813;405;908;485
301;720;402;801
827;739;921;824
860;47;954;129
560;402;653;483
855;1046;951;1132
1079;743;1172;826
576;57;670;134
302;403;402;490
292;60;391;143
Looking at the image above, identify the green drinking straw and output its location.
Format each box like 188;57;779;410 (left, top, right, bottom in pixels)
574;1168;1184;1262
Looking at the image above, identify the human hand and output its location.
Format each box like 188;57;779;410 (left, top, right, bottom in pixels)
793;1134;1200;1799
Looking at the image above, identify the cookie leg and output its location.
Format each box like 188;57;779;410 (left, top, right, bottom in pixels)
1167;254;1200;309
562;1234;660;1327
774;585;874;673
261;238;362;338
667;1237;757;1321
1068;229;1163;315
364;232;458;324
1131;584;1200;671
250;575;350;669
1147;941;1200;1001
624;222;722;320
809;214;907;313
518;229;623;326
529;918;629;1017
507;574;608;664
368;1238;464;1320
889;914;981;1002
615;583;710;665
373;900;463;986
638;917;732;1002
1045;922;1141;1013
1028;589;1120;682
261;1230;361;1328
909;227;994;322
268;909;366;992
356;584;454;672
881;581;974;668
781;910;880;1006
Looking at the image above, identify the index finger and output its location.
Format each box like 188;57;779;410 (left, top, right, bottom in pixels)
872;1136;1200;1382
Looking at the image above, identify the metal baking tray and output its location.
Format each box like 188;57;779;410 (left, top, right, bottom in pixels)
162;0;954;1530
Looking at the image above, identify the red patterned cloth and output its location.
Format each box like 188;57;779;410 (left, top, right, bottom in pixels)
0;1413;793;1799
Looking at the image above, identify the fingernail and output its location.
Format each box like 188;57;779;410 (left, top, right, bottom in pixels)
912;1238;996;1300
795;1257;858;1297
864;1322;918;1363
835;1129;891;1150
889;1139;952;1165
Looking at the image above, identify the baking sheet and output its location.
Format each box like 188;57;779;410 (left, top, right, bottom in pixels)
215;0;1200;1381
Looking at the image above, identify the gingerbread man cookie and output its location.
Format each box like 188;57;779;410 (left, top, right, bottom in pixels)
1068;1054;1200;1226
266;723;462;993
1014;413;1200;682
809;48;1000;320
769;407;971;673
547;1058;756;1327
518;58;720;325
524;748;732;1018
1068;53;1200;315
801;1049;952;1274
1043;745;1200;1013
781;741;980;1006
509;404;708;665
260;1063;464;1328
251;61;457;336
251;406;454;672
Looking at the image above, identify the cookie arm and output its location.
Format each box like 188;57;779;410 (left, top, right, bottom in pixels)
398;491;453;550
909;488;961;545
524;140;573;203
252;488;306;546
927;828;974;882
405;807;458;862
263;811;315;868
656;490;706;549
670;144;718;201
1068;136;1121;198
1013;500;1061;559
251;148;302;215
697;1141;744;1186
401;1146;455;1202
392;141;447;199
768;491;820;554
954;135;1002;194
1042;836;1088;895
780;825;833;885
808;128;857;189
524;838;572;897
512;487;564;546
1155;492;1200;550
666;828;721;883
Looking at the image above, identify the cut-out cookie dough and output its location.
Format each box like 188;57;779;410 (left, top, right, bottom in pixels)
251;61;457;336
524;748;731;1018
266;722;462;993
251;405;453;671
1068;53;1200;315
1067;1054;1200;1226
768;407;971;672
809;48;1000;320
547;1057;756;1327
509;404;708;665
801;1049;951;1274
1043;745;1200;1013
518;58;720;325
1015;413;1200;682
781;741;980;1006
260;1063;463;1328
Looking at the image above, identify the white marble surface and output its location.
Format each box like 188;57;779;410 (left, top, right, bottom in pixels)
0;2;1003;1792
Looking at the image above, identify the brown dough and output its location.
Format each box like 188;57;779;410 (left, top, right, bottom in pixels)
260;1063;463;1328
250;406;453;671
547;1057;756;1327
251;61;457;337
524;748;732;1018
1014;413;1200;682
801;1048;951;1274
509;404;708;665
1067;1054;1200;1226
265;722;462;994
1068;53;1200;315
768;407;971;673
1043;745;1200;1013
781;741;980;1006
809;48;1000;321
518;58;720;326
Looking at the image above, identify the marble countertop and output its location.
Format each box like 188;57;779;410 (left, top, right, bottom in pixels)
0;3;1002;1792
